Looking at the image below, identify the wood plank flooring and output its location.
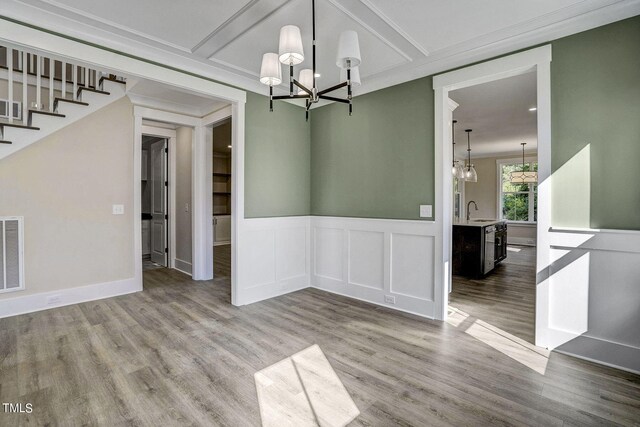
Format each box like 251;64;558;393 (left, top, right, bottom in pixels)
214;244;231;279
450;245;537;344
1;245;639;426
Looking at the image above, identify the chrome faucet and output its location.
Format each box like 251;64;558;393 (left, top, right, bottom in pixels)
466;200;478;221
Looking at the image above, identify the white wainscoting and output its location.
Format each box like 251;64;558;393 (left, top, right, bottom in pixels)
311;216;438;318
235;216;310;305
547;227;640;374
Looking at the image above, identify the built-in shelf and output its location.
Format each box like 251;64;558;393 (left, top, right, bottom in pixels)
213;172;231;177
214;212;231;216
213;191;231;195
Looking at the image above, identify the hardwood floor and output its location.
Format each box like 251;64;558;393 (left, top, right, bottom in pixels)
1;250;639;426
214;244;231;279
450;245;537;344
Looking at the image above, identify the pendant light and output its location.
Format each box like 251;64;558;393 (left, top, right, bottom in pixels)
510;142;538;183
464;129;478;182
451;120;465;179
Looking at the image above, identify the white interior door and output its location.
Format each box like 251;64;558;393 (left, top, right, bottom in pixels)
150;139;167;266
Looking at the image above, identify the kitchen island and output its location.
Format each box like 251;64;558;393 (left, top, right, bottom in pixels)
452;219;507;277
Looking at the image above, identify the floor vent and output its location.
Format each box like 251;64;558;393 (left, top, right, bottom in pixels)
0;217;24;293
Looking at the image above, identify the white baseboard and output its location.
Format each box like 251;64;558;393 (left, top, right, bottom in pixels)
310;285;433;320
508;236;536;246
174;259;193;275
240;276;309;306
0;277;141;319
554;335;640;375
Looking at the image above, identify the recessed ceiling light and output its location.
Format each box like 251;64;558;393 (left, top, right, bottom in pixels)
529;107;537;111
314;73;321;78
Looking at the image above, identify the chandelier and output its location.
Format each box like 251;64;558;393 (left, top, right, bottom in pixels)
258;0;362;120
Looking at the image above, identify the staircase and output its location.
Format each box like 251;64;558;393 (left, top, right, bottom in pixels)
0;45;127;160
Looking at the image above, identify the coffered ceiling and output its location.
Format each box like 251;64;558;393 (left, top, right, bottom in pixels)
3;0;639;102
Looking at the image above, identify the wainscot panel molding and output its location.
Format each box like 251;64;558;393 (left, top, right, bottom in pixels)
236;216;311;305
174;259;193;276
311;216;438;318
547;227;640;374
0;277;140;318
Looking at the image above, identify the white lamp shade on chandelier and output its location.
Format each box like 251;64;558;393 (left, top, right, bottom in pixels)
336;30;361;69
298;69;314;94
278;25;305;65
340;66;361;87
260;53;282;86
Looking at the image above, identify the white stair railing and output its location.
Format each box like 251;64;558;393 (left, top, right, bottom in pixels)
1;44;124;125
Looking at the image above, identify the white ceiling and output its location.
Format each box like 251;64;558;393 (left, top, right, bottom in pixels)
450;72;537;158
4;0;640;99
127;79;229;117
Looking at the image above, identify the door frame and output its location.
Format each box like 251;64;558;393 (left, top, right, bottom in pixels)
432;45;552;348
0;18;246;304
141;126;176;268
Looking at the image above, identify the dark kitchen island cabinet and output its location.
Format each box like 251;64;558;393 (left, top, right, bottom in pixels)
452;220;507;278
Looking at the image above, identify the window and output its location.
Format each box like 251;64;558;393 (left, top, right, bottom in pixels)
498;160;537;223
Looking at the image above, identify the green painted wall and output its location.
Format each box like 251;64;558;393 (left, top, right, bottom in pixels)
244;92;311;217
551;16;640;230
310;16;640;229
311;77;434;219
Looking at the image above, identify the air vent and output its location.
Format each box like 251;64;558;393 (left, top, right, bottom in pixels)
0;99;22;121
0;217;24;293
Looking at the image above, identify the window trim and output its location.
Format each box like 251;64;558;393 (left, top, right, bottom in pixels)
496;157;538;224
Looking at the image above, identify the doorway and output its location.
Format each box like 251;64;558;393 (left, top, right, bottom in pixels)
433;45;556;349
212;118;232;281
447;72;539;344
141;130;172;272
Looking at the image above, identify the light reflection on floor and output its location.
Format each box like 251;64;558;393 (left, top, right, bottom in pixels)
255;344;360;427
447;306;550;374
507;246;522;252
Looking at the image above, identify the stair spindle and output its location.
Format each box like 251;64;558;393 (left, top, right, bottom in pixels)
36;55;42;110
22;51;27;122
73;64;78;101
84;66;89;89
7;48;13;123
49;58;54;112
61;61;66;102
